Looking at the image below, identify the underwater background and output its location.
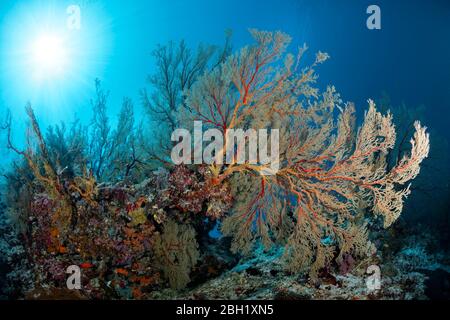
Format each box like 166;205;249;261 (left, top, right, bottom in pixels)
0;0;449;300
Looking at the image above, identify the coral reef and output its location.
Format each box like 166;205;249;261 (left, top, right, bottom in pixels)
0;29;431;299
157;225;448;300
153;219;199;290
179;29;430;279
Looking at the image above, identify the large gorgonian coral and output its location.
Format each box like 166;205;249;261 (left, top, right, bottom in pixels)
180;29;430;278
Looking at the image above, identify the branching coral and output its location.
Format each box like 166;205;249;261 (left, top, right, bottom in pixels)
178;29;430;279
142;32;233;164
88;80;146;183
10;105;74;239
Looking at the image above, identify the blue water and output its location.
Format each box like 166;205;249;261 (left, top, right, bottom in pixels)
1;0;449;136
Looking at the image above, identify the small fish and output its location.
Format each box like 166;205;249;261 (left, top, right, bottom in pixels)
80;262;94;269
58;246;68;254
115;268;129;276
